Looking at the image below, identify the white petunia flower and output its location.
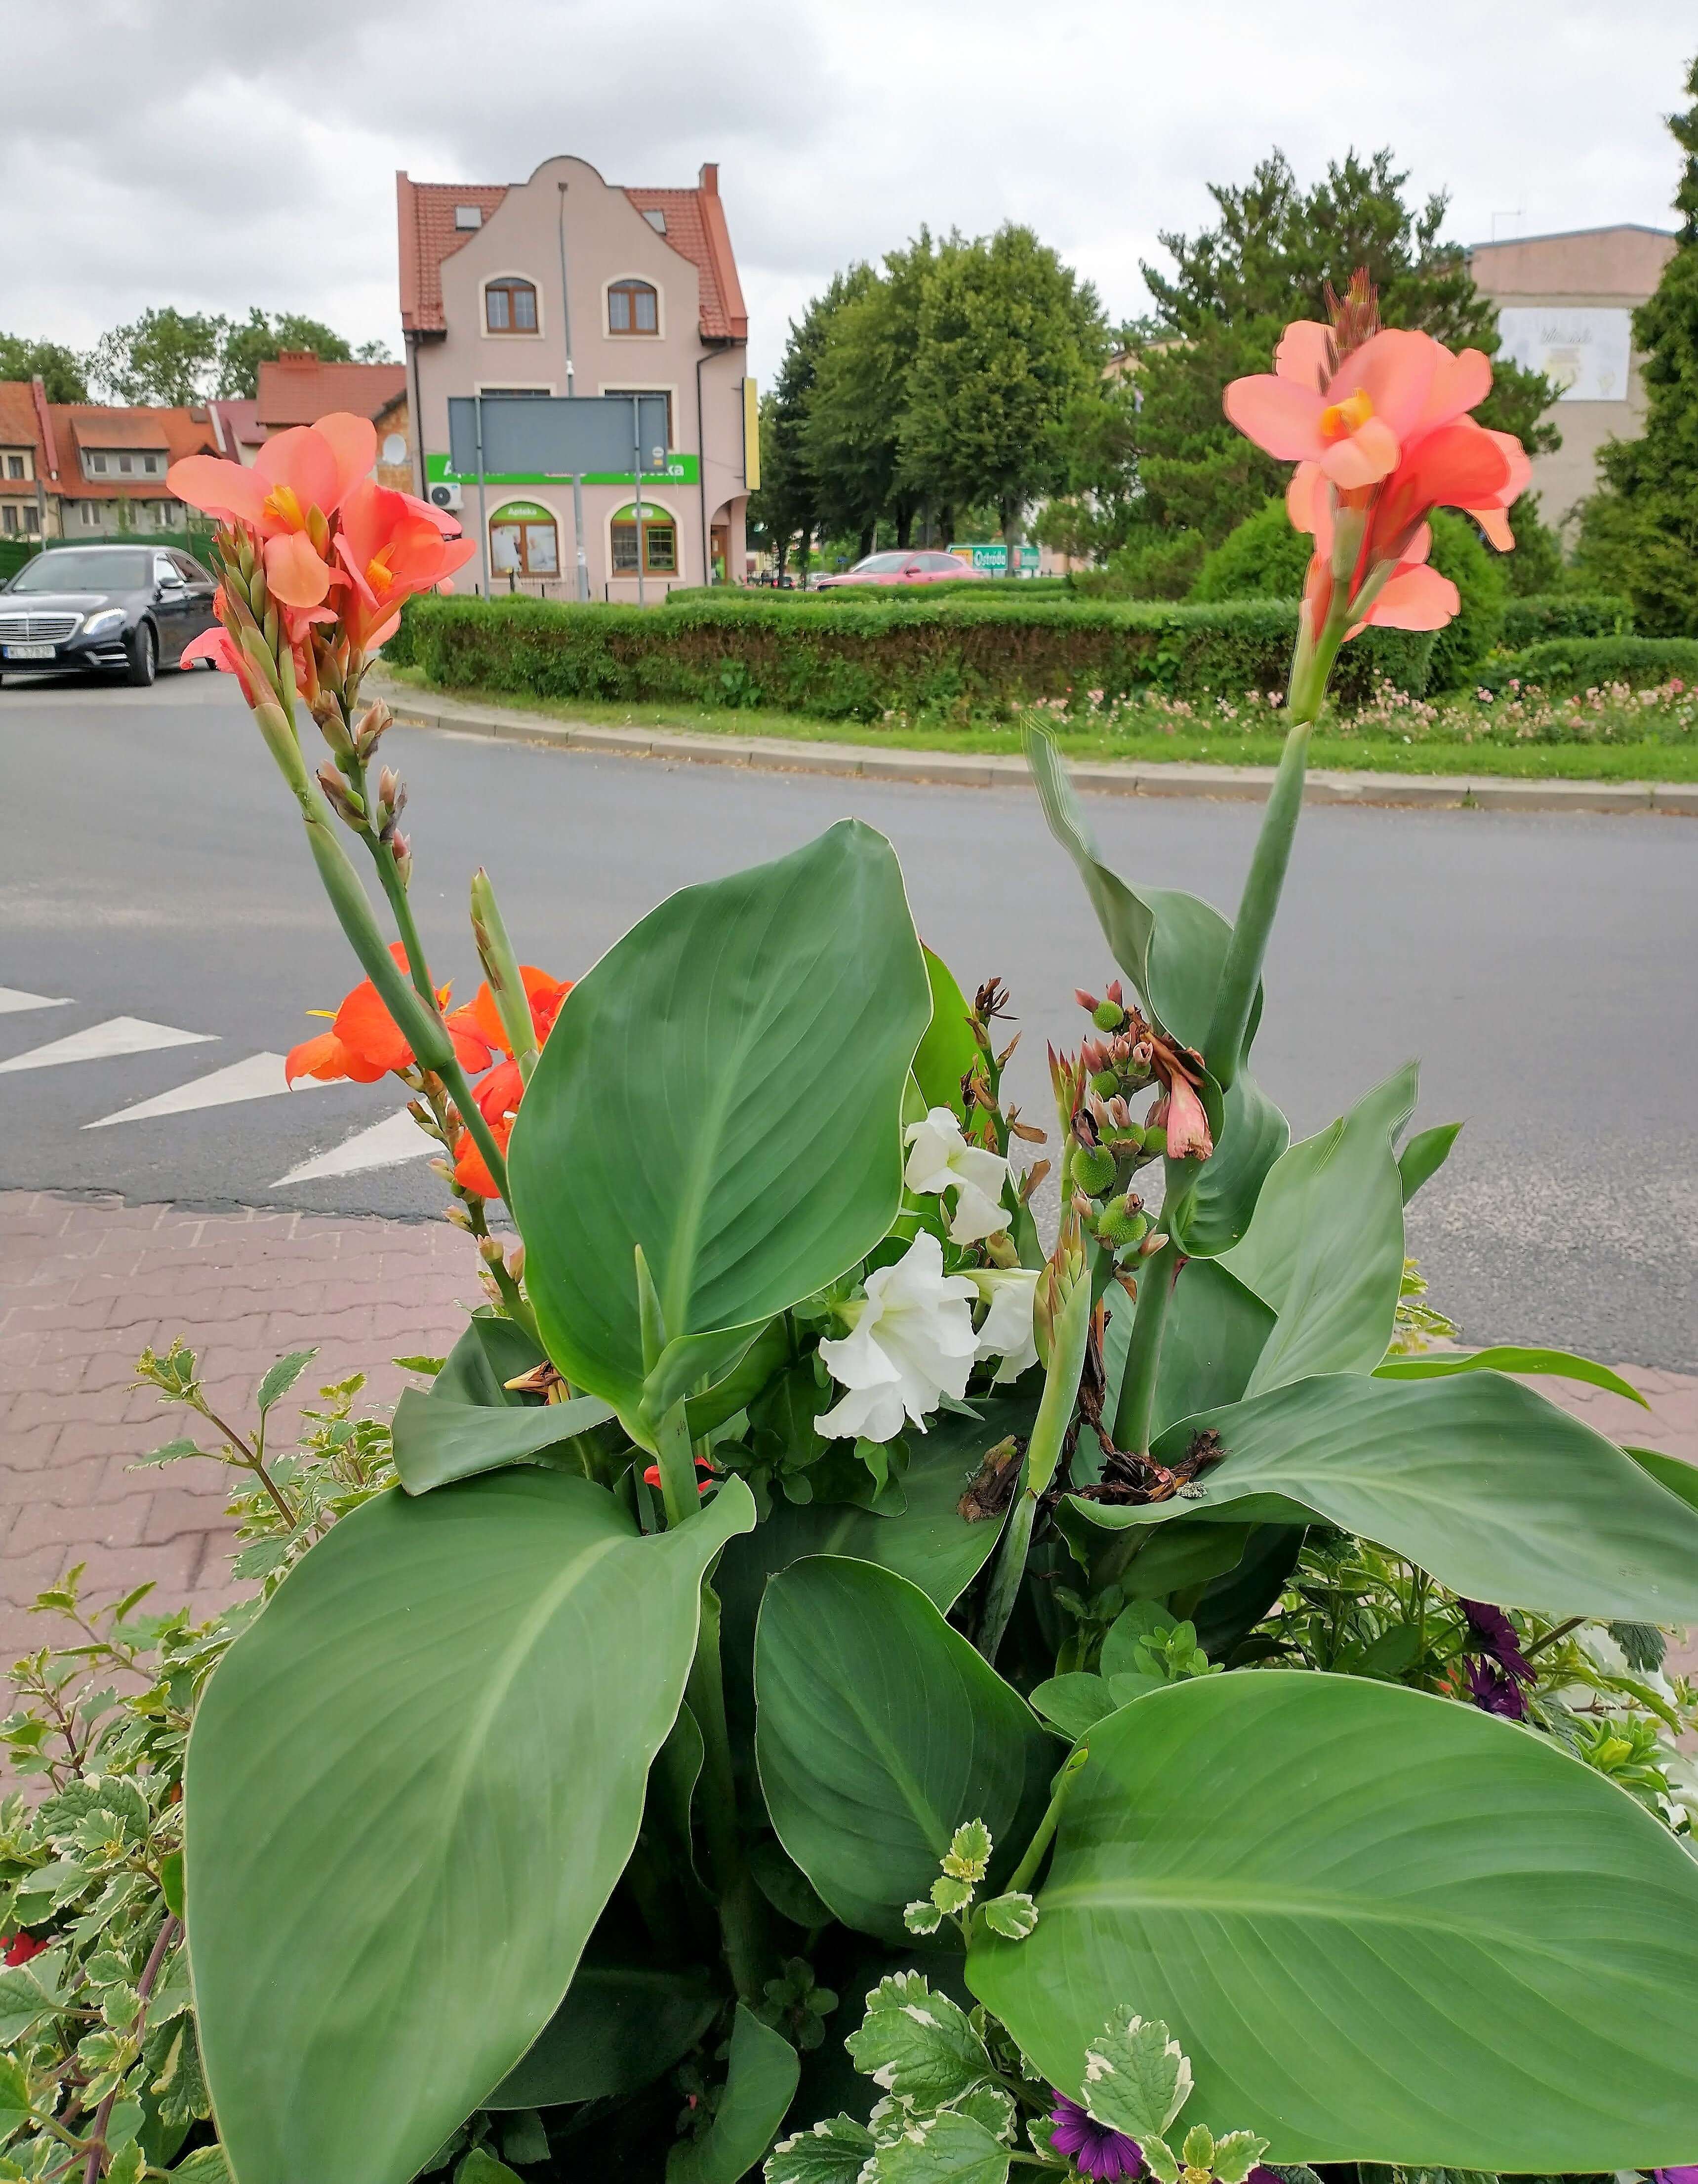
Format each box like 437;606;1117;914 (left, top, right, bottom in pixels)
971;1267;1040;1383
903;1106;1011;1244
816;1231;978;1443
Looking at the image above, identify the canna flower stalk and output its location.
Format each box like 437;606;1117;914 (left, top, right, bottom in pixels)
977;1211;1091;1666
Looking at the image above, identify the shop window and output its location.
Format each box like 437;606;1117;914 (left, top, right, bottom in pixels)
485;279;539;334
489;502;559;577
609;505;677;575
608;280;658;335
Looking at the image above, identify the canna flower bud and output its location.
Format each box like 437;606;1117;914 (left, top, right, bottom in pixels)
390;831;413;885
443;1201;474;1230
354;698;393;760
1074;988;1099;1015
1138;1230;1171;1259
316;763;366;828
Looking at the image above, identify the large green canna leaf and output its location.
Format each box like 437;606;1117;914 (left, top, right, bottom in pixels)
509;821;930;1421
391;1387;618;1493
667;2005;800;2184
185;1471;756;2184
1374;1344;1648;1407
1221;1063;1415;1391
913;945;981;1121
485;1958;718;2109
1060;1369;1698;1623
755;1558;1054;1941
968;1672;1698;2167
433;1312;549;1405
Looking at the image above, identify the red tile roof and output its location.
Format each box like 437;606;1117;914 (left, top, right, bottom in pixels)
396;163;745;342
38;404;218;495
255;354;408;428
0;381;41;457
206;397;265;457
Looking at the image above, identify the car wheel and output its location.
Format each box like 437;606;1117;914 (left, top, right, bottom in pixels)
125;622;157;688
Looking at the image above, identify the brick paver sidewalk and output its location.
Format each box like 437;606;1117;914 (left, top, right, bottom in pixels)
2;1187;1696;1671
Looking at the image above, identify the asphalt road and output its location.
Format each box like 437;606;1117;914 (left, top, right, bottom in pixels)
2;669;1694;1367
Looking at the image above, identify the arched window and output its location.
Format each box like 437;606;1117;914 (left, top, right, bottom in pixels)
609;503;677;575
608;279;658;336
485;278;538;334
489;501;559;577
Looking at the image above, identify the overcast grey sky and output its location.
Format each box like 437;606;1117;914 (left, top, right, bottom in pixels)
2;0;1692;390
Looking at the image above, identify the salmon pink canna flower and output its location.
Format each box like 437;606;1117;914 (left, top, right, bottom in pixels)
181;621;261;704
334;479;476;650
285;943;491;1086
1224;324;1437;489
169;413;378;610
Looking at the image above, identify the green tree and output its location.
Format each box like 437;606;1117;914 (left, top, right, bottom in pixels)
1126;149;1561;559
0;334;88;402
1573;53;1698;635
755;271;875;574
89;307;228;405
218;310;389;398
805;232;949;552
900;224;1109;562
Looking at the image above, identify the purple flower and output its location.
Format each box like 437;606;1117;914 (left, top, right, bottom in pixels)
1465;1655;1531;1721
1049;2094;1144;2181
1459;1599;1535;1687
1653;2169;1698;2183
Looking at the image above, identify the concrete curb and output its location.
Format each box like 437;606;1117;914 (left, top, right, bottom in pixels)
374;681;1698;817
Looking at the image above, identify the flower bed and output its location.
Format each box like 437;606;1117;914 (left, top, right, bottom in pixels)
10;284;1698;2184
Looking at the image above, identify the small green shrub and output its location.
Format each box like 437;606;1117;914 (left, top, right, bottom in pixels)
1500;594;1636;649
1076;528;1208;601
1190;499;1502;689
403;592;1432;719
1482;635;1698;695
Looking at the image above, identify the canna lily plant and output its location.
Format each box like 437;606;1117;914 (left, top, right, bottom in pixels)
152;280;1698;2184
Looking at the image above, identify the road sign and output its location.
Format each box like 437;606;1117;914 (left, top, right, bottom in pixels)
948;542;1041;574
446;394;672;480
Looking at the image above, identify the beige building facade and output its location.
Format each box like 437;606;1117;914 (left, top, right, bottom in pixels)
1467;223;1677;536
398;156;754;600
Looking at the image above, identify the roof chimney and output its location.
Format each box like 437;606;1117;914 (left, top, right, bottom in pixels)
277;350;318;367
698;162;719;196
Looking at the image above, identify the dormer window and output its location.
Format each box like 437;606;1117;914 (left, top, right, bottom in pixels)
486;278;538;334
642;208;667;235
608;279;659;335
454;204;483;231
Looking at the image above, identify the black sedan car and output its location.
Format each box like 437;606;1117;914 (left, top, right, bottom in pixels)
0;544;220;688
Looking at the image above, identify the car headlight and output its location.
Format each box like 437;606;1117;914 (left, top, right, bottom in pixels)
83;609;125;638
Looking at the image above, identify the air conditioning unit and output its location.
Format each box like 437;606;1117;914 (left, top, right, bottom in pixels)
427;479;463;513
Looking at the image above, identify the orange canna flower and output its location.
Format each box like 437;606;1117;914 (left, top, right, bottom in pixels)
334;479;477;651
466;967;572;1127
452;1113;511;1199
285;943;492;1086
1224;277;1528;642
169;414;377;612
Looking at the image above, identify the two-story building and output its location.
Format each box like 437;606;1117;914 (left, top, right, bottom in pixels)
398;155;754;599
0;382;221;542
1467;223;1679;536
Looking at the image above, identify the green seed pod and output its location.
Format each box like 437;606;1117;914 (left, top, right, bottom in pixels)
1090;1069;1121;1099
1092;1000;1128;1032
1141;1124;1168;1158
1072;1142;1116;1196
1096;1197;1149;1249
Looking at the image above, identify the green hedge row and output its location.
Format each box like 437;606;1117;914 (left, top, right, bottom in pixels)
1497;595;1635;649
665;577;1075;605
1482;635;1698;695
397;593;1435;718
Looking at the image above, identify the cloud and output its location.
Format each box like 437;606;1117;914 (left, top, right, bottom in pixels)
2;0;1692;388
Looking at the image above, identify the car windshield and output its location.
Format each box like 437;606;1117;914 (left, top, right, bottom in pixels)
849;553;913;575
7;550;152;594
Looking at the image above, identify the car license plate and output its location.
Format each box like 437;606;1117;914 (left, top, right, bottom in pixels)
2;644;55;660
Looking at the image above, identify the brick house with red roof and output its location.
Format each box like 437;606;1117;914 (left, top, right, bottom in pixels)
397;155;754;597
0;380;220;545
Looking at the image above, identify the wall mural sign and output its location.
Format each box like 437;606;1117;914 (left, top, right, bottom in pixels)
1495;306;1633;402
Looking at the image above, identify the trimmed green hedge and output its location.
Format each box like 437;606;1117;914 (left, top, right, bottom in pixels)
1498;595;1634;649
1483;635;1698;695
398;592;1434;719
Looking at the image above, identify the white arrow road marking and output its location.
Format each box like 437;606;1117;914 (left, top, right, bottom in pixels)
82;1052;332;1128
0;1017;217;1074
272;1108;432;1186
0;988;73;1015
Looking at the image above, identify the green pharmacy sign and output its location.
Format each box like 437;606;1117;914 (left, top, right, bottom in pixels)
427;451;700;491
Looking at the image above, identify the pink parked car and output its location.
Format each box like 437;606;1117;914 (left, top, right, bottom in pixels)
814;550;987;589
